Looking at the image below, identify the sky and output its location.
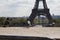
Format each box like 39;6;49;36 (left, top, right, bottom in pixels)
0;0;60;17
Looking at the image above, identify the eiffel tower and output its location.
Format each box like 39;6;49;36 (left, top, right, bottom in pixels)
27;0;55;26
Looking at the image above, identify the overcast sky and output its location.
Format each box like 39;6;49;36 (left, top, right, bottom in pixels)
0;0;60;17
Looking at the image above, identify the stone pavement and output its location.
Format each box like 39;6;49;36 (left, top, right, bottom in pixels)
0;25;60;39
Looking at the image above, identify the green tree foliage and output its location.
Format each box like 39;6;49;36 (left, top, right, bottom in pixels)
18;18;27;23
0;17;5;26
9;18;27;26
54;18;60;23
0;17;59;27
53;18;60;26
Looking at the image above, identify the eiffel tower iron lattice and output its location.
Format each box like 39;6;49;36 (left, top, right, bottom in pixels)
27;0;55;27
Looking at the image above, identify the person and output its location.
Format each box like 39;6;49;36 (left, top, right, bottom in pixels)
3;18;10;27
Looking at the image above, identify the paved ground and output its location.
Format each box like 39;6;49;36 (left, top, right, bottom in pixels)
0;25;60;39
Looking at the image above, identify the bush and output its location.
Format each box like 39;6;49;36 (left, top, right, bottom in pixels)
0;17;5;26
52;18;60;27
54;18;60;23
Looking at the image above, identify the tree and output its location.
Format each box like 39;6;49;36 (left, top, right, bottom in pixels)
0;17;5;26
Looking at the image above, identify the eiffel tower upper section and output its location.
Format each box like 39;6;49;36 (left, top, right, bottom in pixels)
34;0;48;9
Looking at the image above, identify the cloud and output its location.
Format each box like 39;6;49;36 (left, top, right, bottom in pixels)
0;0;60;17
47;0;60;15
0;0;35;17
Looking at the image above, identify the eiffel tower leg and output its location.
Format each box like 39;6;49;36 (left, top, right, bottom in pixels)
45;9;55;27
27;9;37;26
43;0;55;27
34;0;39;9
43;0;48;9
